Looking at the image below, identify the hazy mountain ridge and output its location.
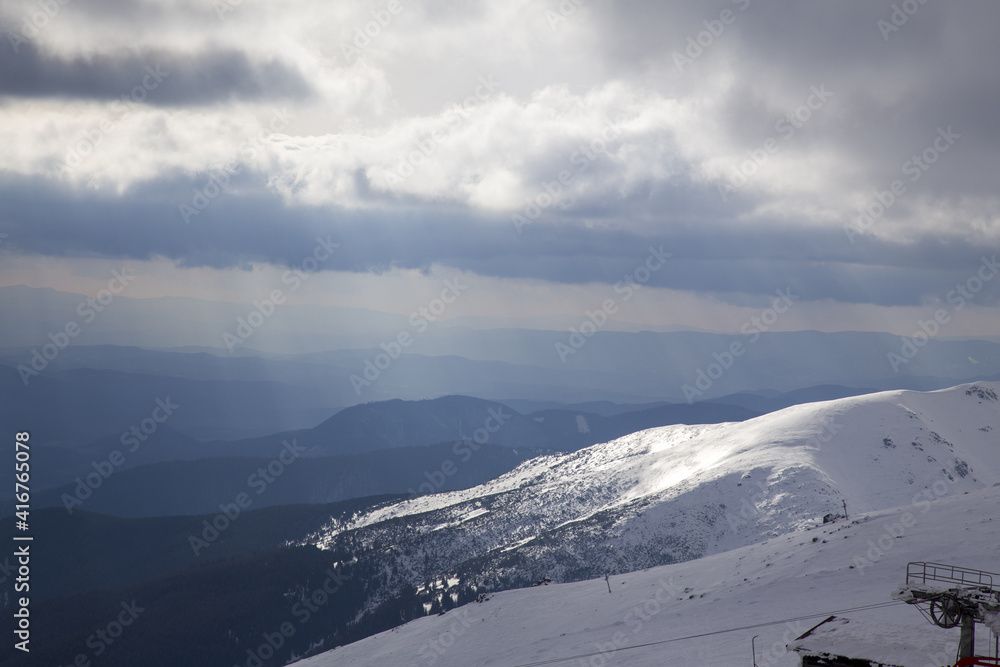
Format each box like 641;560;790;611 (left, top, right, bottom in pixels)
19;396;758;515
211;394;762;459
5;284;1000;406
3;388;760;500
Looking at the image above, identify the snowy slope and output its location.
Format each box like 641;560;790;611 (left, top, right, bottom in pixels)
299;383;1000;596
296;483;1000;667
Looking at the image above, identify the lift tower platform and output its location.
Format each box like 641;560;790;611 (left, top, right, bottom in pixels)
893;562;1000;665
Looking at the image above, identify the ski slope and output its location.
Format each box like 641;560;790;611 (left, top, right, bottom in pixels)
294;382;1000;665
297;484;1000;666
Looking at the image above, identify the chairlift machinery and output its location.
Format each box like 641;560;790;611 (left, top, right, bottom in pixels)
893;562;1000;665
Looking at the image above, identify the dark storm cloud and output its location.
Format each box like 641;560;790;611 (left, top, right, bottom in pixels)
61;0;207;23
593;0;1000;195
0;42;313;105
5;0;209;26
1;173;998;308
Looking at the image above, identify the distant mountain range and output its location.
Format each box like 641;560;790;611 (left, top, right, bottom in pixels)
5;285;1000;410
206;394;761;458
5;331;998;505
20;394;758;515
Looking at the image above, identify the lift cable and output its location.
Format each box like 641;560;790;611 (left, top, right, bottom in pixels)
507;599;907;667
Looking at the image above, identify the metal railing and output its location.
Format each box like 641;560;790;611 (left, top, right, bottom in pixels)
906;562;998;591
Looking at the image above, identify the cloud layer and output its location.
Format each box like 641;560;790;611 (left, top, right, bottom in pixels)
1;0;999;313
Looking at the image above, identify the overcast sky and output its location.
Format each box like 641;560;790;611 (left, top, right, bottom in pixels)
2;0;999;335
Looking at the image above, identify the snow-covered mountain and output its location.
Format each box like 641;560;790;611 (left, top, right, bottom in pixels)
296;483;1000;666
297;382;1000;616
